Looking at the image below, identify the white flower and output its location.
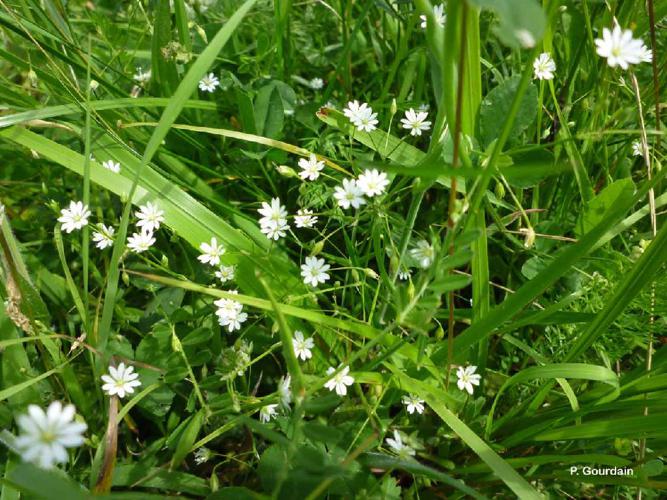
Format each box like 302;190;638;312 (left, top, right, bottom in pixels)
194;447;213;464
533;52;556;80
343;101;378;132
324;366;354;396
385;430;415;459
595;26;645;69
294;209;318;228
135;202;165;232
198;237;226;266
343;100;367;121
300;256;330;287
58;201;91;233
638;43;653;63
456;365;481;395
398;269;411;281
101;362;142;399
309;77;324;89
400;108;432;137
258;198;289;240
198;73;220;92
334;178;366;209
127;229;156;253
214;292;242;315
133;67;151;84
292;330;314;361
92;224;115;249
357;169;390;197
215;265;236;283
632;141;644;157
14;401;87;469
298;154;325;181
410;240;435;268
353;106;379;132
259;404;278;423
102;160;121;173
261;220;289;240
278;374;292;409
215;294;247;332
402;394;425;415
419;3;445;29
217;308;248;332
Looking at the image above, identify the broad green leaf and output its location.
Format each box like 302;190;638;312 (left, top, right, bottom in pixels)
254;82;284;138
7;464;88;500
576;179;635;237
479;76;538;148
170;409;205;469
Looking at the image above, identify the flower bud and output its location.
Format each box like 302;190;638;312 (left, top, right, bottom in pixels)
276;165;297;178
310;240;324;256
364;268;379;280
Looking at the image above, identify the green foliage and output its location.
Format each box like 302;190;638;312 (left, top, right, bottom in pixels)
0;0;665;498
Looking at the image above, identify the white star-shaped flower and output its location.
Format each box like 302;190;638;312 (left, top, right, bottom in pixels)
632;141;644;157
402;394;425;415
400;108;431;136
292;330;314;361
127;229;155;253
298;154;325;181
419;3;445;29
385;430;416;459
334;178;366;209
92;224;115;249
456;365;481;395
309;77;324;89
595;26;646;69
258;198;289;240
58;201;91;233
357;169;390;197
215;265;236;283
259;404;278;423
135;202;164;232
300;256;330;287
133;67;151;84
198;237;226;266
294;209;318;228
198;73;220;92
533;53;556;80
101;362;142;399
14;401;87;469
278;374;292;409
353;106;378;132
410;240;435;268
324;365;354;396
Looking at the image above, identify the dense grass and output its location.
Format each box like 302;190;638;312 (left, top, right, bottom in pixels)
0;0;665;498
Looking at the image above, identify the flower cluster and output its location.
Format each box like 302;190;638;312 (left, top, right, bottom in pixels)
214;291;248;332
128;201;164;253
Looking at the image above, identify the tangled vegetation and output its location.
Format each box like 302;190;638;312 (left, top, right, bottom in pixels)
0;0;665;498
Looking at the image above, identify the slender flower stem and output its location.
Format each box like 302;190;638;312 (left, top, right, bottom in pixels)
446;1;468;389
